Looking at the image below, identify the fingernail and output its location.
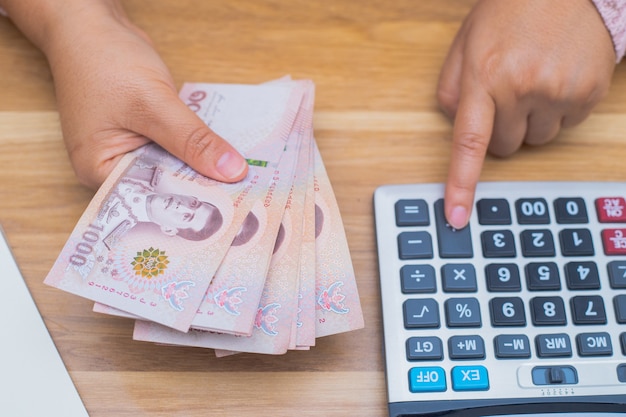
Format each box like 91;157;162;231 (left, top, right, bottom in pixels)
449;205;468;229
216;151;247;180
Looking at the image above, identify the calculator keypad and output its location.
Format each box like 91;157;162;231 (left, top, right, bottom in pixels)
374;182;626;414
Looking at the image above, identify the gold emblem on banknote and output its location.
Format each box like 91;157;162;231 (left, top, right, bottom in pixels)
131;247;169;278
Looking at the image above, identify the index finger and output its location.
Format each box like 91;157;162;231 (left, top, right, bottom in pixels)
444;85;495;229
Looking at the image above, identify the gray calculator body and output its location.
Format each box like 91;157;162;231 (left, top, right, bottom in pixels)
374;182;626;416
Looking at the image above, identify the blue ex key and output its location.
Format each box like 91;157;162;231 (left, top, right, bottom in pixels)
451;365;489;391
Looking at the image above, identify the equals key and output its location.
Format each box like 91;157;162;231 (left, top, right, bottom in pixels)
434;199;473;258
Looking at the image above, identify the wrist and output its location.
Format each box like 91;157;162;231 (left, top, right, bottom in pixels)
590;0;626;62
0;0;130;57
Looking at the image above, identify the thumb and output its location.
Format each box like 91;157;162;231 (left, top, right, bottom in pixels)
131;89;248;183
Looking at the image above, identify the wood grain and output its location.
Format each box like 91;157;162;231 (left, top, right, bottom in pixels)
1;1;626;415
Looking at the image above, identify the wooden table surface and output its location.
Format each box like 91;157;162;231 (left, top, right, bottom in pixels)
2;1;626;416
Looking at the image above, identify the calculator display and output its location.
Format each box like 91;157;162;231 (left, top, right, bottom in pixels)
374;182;626;417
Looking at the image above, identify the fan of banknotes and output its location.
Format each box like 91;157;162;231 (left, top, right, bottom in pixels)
44;78;364;355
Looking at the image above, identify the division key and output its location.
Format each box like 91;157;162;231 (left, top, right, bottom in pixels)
434;199;473;258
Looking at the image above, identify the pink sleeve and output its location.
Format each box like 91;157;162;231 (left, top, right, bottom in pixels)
591;0;626;62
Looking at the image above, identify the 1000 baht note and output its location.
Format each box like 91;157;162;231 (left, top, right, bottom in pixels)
192;81;314;335
292;133;316;349
133;83;316;354
312;141;365;337
134;173;307;354
45;81;305;331
190;80;315;336
186;87;315;353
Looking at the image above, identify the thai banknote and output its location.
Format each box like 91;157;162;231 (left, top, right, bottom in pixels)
45;81;306;331
134;192;304;354
312;140;365;337
190;81;314;335
133;170;306;354
292;135;317;349
92;302;136;319
189;95;315;353
133;136;366;354
133;82;316;353
208;136;366;354
218;137;366;352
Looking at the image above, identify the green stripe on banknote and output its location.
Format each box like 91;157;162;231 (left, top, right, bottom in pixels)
246;159;268;167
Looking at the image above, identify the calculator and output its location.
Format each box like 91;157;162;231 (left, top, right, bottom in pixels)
373;182;626;417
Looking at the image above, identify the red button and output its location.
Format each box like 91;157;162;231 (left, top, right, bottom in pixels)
602;229;626;255
596;197;626;223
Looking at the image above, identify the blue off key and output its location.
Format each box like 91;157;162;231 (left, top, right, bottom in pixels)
408;367;446;392
451;365;489;391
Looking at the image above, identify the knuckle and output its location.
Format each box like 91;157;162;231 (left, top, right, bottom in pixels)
481;52;506;86
525;130;558;147
437;88;458;117
488;141;517;158
448;176;475;196
183;126;220;163
454;130;489;157
122;80;177;125
486;130;519;157
579;80;609;106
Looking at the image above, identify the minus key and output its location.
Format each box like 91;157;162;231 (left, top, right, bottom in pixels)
434;199;473;258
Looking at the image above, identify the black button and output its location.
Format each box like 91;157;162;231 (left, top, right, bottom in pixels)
395;199;429;226
525;262;561;291
398;231;433;259
516;198;550;224
576;332;612;356
448;335;485;359
608;260;626;288
481;230;516;258
617;364;626;383
406;336;443;361
570;295;606;325
530;297;567;326
564;261;600;290
434;199;473;258
535;333;572;357
401;265;437;294
554;197;588;224
403;298;440;329
614;295;626;323
444;298;481;327
489;297;526;326
477;198;512;225
520;229;555;257
559;228;594;256
485;263;521;292
494;334;531;358
441;263;477;292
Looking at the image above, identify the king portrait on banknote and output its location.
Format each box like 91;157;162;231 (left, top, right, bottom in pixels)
96;145;226;252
